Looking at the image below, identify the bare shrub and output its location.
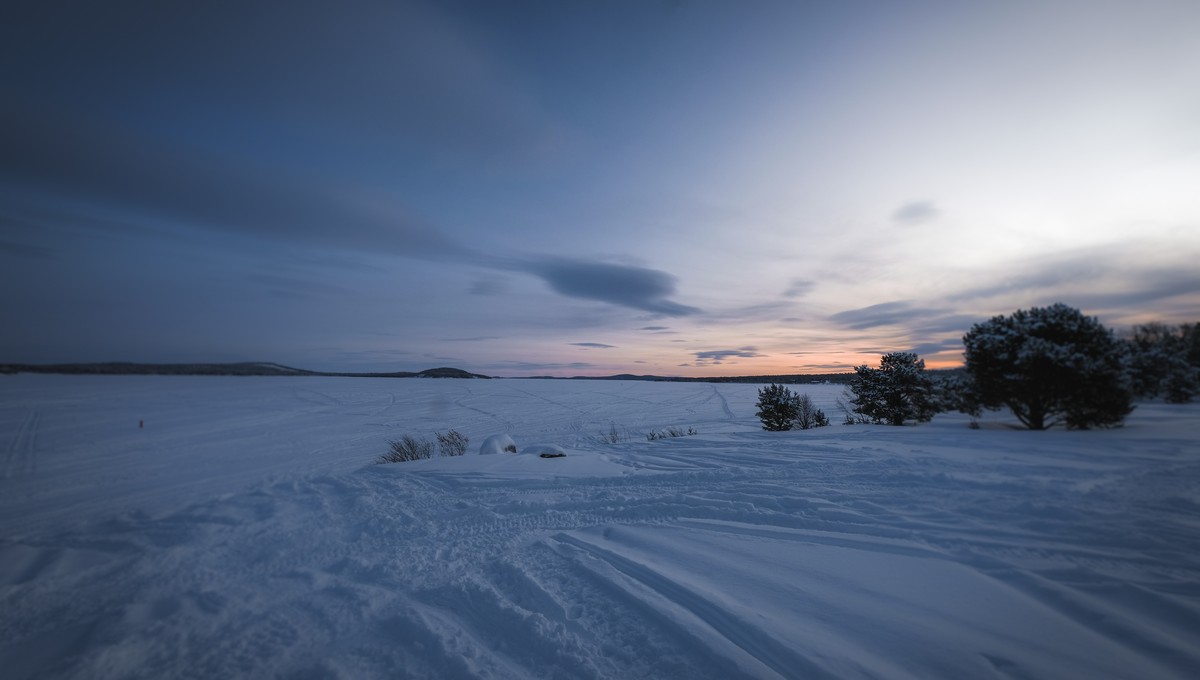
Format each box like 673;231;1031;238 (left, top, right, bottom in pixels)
646;426;697;441
793;394;830;430
436;429;469;456
598;423;629;444
837;393;871;425
377;435;433;464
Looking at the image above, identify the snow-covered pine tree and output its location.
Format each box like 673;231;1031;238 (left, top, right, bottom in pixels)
756;383;799;431
963;303;1133;429
849;352;937;426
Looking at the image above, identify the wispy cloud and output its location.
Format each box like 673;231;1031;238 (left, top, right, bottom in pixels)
782;278;816;298
571;342;616;349
891;201;938;226
523;258;700;316
828;301;929;329
694;347;762;365
247;273;350;301
948;248;1200;312
489;361;595;372
468;278;509;296
907;339;963;356
2;103;470;260
0;239;55;259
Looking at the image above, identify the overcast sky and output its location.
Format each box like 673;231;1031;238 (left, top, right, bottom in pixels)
3;0;1198;376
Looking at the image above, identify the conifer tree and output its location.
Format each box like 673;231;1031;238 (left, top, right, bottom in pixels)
849;352;937;426
963;303;1132;429
756;383;798;431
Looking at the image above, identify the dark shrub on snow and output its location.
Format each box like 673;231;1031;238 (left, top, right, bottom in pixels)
436;429;469;456
378;435;434;463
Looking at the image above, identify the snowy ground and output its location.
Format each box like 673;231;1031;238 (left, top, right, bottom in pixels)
1;375;1198;679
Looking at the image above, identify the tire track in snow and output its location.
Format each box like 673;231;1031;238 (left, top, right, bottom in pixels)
4;409;39;478
711;385;735;420
451;397;513;432
290;388;343;408
551;532;833;679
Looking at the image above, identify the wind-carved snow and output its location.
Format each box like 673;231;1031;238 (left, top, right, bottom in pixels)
479;433;517;456
0;376;1197;678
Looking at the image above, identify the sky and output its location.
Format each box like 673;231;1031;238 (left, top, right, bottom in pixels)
2;0;1199;377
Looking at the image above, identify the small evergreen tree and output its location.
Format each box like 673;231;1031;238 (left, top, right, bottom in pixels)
963;303;1133;429
756;383;799;431
849;352;938;426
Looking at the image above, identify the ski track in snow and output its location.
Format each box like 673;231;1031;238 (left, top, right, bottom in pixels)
0;375;1198;679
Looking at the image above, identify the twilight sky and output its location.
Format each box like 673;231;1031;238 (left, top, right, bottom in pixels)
3;0;1199;377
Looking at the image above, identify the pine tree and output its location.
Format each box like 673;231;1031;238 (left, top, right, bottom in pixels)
756;383;798;431
963;303;1133;429
849;352;937;426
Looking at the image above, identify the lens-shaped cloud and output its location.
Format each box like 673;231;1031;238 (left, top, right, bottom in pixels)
526;259;700;316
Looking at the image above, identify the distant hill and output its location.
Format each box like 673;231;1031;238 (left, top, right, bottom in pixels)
0;362;491;379
415;367;490;379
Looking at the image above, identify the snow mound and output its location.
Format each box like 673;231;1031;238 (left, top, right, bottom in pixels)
479;433;517;455
520;443;567;458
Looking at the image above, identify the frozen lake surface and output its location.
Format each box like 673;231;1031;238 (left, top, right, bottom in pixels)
2;375;1198;678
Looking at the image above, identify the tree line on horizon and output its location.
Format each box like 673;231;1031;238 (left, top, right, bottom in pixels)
757;303;1198;431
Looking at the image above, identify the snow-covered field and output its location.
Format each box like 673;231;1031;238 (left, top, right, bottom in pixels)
1;375;1198;679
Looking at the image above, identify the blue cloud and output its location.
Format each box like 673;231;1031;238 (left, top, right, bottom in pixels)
694;347;762;364
891;201;939;225
526;259;700;316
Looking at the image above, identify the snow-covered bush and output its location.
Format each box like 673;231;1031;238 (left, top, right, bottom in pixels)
963;303;1133;430
849;352;937;426
756;383;799;431
520;444;567;458
436;429;469;456
378;435;433;463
